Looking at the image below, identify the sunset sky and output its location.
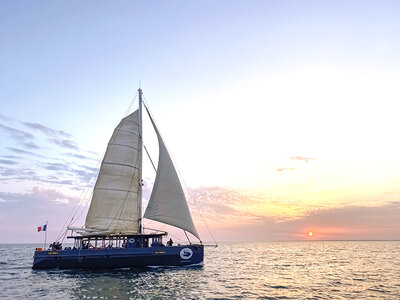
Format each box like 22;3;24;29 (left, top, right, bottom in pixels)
1;1;400;243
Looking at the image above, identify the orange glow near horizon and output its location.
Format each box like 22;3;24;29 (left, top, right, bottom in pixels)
308;231;313;237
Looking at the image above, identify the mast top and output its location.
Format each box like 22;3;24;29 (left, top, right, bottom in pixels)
138;87;143;101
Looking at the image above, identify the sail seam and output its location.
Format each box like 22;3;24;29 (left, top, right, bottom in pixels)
89;217;138;222
101;162;139;169
112;129;139;136
95;188;139;193
120;119;139;126
108;143;139;151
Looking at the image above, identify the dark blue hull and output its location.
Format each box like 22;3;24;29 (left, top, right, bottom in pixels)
32;244;203;269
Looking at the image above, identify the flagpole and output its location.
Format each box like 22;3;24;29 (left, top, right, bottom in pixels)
44;221;48;250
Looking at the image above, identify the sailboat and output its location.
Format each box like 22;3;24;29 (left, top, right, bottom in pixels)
32;88;204;269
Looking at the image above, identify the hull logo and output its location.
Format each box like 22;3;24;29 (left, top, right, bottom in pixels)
180;248;193;259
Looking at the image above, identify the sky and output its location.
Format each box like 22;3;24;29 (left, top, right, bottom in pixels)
1;0;400;243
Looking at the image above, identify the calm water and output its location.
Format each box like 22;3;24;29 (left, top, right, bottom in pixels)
0;241;399;299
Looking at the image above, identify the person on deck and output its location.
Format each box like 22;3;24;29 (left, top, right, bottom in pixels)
167;238;173;246
56;242;62;250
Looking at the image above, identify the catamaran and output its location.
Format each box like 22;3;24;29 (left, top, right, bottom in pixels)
32;88;204;269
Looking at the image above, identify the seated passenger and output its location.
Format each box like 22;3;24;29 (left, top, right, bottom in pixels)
56;242;62;250
82;241;89;249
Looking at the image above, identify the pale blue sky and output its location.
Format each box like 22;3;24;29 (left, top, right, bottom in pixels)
1;1;400;242
2;1;399;125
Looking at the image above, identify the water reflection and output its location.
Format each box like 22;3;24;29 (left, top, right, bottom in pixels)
64;267;204;299
1;242;400;299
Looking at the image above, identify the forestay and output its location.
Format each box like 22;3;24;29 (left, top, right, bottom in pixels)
85;110;141;234
144;107;200;239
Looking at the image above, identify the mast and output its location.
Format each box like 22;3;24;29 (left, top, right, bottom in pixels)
138;87;143;233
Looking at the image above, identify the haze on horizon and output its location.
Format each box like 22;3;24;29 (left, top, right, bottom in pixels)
1;1;400;243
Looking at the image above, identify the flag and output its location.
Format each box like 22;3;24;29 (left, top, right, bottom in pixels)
37;224;47;232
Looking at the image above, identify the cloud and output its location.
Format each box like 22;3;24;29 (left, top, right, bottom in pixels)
22;122;71;138
0;186;84;242
205;201;400;241
0;161;96;186
297;202;400;230
277;168;296;172
0;123;33;141
6;147;46;158
187;186;260;222
48;137;79;150
64;152;98;161
72;168;97;182
0;186;78;204
40;161;98;183
1;183;398;242
1;155;20;159
290;156;316;163
0;117;95;177
43;162;69;171
0;114;13;121
21;121;78;150
0;117;96;185
19;120;79;151
187;186;400;241
22;141;41;149
0;166;36;178
0;159;17;165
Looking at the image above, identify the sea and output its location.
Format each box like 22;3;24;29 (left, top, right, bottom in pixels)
0;241;399;299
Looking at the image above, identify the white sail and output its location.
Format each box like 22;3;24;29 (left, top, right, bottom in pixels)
85;110;141;234
144;108;200;239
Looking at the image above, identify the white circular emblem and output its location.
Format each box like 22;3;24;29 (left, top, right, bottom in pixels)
128;238;135;243
180;248;193;259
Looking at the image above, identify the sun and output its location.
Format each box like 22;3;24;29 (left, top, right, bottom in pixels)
308;231;313;237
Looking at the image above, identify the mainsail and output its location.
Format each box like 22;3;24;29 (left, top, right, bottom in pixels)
144;107;200;239
85;110;141;234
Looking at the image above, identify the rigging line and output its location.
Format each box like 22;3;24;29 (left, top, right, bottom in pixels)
142;226;167;234
68;180;96;227
66;163;98;227
186;182;218;246
56;169;97;238
143;144;157;172
142;224;186;244
124;92;138;117
143;96;215;245
56;168;98;241
69;189;94;227
183;230;191;245
165;231;186;244
167;135;217;245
